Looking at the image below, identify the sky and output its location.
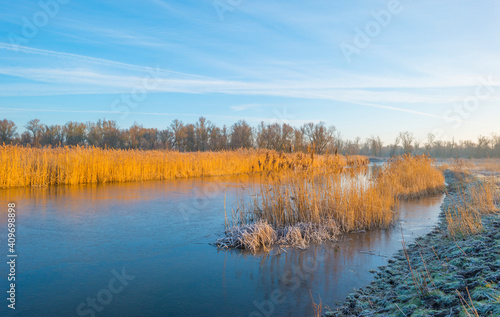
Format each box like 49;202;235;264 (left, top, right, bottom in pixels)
0;0;499;143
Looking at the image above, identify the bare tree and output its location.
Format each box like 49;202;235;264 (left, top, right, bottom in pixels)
399;131;415;154
40;124;63;146
208;125;228;151
476;135;490;158
230;120;253;149
389;136;400;157
293;128;306;153
367;135;383;156
424;133;436;156
195;117;210;151
63;122;87;146
170;119;185;151
183;124;195;152
157;129;173;149
491;133;500;157
303;122;335;154
86;119;122;148
256;122;294;152
0;119;17;144
20;131;32;145
26;119;44;146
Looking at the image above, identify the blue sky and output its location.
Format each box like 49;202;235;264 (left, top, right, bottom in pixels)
0;0;499;143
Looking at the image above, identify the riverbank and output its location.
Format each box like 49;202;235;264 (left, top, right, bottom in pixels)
333;171;500;316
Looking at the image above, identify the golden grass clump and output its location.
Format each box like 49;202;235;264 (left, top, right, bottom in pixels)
469;178;499;214
0;145;369;188
216;221;340;253
216;221;277;253
378;154;446;199
220;154;446;251
446;199;483;237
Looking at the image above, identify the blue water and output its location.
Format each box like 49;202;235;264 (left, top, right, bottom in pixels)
0;177;444;317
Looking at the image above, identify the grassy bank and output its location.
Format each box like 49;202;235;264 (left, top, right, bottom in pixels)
0;145;368;188
333;171;500;317
217;155;445;252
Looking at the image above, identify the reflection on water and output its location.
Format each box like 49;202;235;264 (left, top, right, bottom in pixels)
0;176;443;317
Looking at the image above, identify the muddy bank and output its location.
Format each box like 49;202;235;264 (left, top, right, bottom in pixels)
333;171;500;317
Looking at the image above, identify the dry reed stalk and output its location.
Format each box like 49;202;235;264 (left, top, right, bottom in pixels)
310;290;323;317
456;288;480;317
401;227;433;296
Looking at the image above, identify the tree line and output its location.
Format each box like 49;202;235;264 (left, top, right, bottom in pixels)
0;118;499;158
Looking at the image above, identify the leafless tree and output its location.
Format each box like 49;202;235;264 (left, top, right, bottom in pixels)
40;124;63;146
230;120;253;149
399;131;415;154
0;119;17;144
63;122;87;146
25;119;44;146
195;117;210;151
303;122;335;154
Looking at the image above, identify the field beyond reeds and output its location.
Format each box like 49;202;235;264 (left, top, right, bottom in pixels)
0;145;368;188
218;155;446;252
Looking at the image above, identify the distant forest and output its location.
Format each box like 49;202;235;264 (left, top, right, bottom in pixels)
1;117;499;158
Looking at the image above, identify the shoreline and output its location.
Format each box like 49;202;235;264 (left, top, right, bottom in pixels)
332;171;500;316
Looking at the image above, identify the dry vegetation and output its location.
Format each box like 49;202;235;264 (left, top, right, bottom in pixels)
0;145;368;188
218;154;446;252
471;158;500;174
440;158;500;175
445;159;500;237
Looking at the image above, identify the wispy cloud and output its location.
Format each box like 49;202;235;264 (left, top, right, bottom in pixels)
0;42;213;80
230;104;263;111
2;64;499;125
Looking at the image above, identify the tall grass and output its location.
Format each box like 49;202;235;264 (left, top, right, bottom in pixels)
248;154;444;232
219;155;445;251
0;145;368;188
446;175;499;237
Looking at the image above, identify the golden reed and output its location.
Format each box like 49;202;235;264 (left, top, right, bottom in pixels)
242;154;446;233
0;145;368;188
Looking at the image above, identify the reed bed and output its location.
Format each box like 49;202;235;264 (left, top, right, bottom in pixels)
0;145;368;188
218;155;446;252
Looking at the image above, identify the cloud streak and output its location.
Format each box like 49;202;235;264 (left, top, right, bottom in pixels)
0;42;213;80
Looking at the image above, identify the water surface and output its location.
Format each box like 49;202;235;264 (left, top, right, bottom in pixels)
0;176;444;317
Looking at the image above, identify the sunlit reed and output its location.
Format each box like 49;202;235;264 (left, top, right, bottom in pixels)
0;145;368;188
